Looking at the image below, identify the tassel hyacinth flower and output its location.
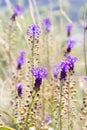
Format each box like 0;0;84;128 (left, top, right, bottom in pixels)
44;115;51;124
66;55;78;72
16;83;23;97
59;61;70;80
53;64;60;78
27;24;40;38
66;25;72;37
11;4;24;21
31;67;48;91
53;56;77;80
66;39;76;54
16;51;25;70
84;76;87;81
42;18;51;32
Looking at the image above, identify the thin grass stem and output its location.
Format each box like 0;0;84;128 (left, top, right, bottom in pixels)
83;8;87;75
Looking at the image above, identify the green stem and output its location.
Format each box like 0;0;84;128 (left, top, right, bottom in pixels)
42;83;45;121
25;91;36;130
0;109;20;129
83;8;87;75
47;40;49;68
46;34;50;76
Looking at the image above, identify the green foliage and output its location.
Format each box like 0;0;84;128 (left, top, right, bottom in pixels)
0;126;15;130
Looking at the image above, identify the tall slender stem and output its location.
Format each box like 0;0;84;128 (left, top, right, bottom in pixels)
25;91;36;130
32;32;35;67
59;80;63;130
47;41;50;69
42;83;45;121
46;34;50;76
59;0;64;33
59;0;64;60
31;32;35;89
68;75;70;130
83;8;87;75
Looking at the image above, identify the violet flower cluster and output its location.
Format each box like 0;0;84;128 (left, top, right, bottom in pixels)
66;56;77;72
53;64;60;78
27;24;40;38
66;25;72;37
17;51;25;70
44;115;51;124
31;67;48;91
53;56;77;80
66;39;76;54
42;18;51;32
59;61;70;80
84;76;87;81
11;5;24;21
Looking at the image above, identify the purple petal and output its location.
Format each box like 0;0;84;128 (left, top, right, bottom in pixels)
13;5;24;16
27;24;40;37
16;83;23;97
31;67;48;79
17;51;25;69
66;25;72;32
44;116;51;123
84;76;87;81
43;18;51;32
67;40;76;49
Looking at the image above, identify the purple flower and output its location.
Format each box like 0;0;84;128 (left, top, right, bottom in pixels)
60;68;67;80
59;61;70;71
66;40;76;54
53;64;59;78
53;56;77;80
43;18;51;32
59;56;77;80
11;5;24;21
44;116;51;124
13;5;24;16
59;61;70;80
53;60;69;80
17;51;25;69
27;25;40;37
84;76;87;81
31;67;48;79
31;67;48;91
34;78;42;91
84;22;87;30
66;25;72;37
16;83;23;97
53;61;69;80
66;56;77;72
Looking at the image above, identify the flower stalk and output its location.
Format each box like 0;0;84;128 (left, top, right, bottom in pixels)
59;80;63;130
25;91;37;130
83;8;87;75
67;74;70;130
